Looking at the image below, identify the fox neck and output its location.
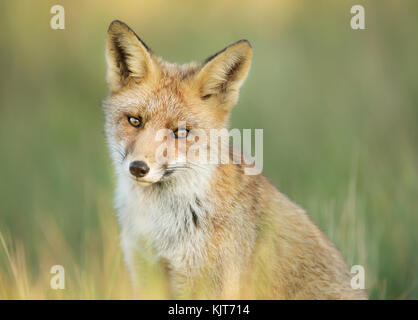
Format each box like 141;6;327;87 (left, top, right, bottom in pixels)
115;162;217;270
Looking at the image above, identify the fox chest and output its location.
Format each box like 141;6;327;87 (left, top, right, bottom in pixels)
117;185;209;271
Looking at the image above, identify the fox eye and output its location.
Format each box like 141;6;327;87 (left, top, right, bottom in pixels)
173;128;189;139
128;116;142;128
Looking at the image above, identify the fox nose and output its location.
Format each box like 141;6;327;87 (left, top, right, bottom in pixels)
129;161;150;178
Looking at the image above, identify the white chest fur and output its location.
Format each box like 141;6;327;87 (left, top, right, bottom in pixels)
115;168;214;274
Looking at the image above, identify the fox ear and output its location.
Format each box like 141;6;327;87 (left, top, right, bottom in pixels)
196;40;252;109
106;20;155;93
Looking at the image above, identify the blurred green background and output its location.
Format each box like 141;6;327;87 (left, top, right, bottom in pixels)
0;0;417;299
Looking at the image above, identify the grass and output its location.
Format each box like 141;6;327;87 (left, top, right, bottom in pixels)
0;0;417;299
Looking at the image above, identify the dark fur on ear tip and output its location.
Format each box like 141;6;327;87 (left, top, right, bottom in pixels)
234;39;252;48
108;20;124;31
204;39;252;64
107;20;151;53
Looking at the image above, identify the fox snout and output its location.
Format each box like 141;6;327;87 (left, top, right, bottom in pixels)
129;161;150;178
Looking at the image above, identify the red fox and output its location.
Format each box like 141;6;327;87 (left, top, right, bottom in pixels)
104;20;367;299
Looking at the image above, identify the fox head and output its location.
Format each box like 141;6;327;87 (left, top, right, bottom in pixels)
104;20;252;186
